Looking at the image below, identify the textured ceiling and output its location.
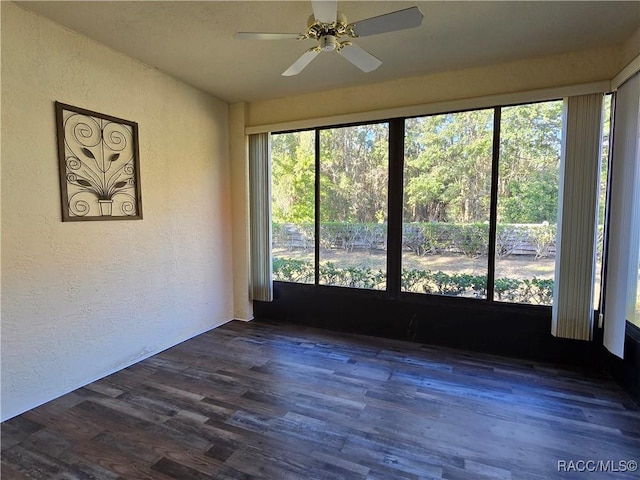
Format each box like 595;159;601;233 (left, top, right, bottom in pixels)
16;1;640;103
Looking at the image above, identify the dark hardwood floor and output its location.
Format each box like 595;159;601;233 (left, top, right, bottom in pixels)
2;319;639;480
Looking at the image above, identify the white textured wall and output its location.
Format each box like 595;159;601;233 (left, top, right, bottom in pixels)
1;2;233;421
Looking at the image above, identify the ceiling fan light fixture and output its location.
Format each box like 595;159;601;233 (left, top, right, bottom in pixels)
320;35;338;51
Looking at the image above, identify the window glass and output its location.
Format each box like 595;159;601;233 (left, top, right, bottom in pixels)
595;94;612;308
271;131;315;284
494;101;562;305
271;100;574;308
402;110;494;298
318;123;389;290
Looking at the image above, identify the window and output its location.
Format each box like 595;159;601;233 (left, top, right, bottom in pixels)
402;110;493;298
270;124;389;290
494;101;562;305
270;98;599;311
319;123;389;290
271;131;315;284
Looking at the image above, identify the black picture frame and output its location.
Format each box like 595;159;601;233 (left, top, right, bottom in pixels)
55;102;143;221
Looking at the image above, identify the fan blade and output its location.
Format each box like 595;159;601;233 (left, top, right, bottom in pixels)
338;43;382;73
234;32;304;40
283;48;321;76
312;0;337;24
350;6;423;37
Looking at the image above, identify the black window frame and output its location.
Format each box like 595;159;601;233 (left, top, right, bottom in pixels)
271;99;567;307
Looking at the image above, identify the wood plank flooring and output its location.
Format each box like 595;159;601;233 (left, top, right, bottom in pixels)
2;319;640;479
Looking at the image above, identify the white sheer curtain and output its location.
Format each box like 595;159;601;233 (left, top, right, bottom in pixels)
552;94;603;340
603;72;640;358
249;133;273;302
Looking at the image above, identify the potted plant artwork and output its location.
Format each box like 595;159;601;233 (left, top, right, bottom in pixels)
55;102;143;221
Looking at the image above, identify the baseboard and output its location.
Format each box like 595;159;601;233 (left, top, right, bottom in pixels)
1;318;233;422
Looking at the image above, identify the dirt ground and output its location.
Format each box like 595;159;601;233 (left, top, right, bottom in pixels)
273;247;556;280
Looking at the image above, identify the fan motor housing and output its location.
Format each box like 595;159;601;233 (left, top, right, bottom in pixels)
307;11;349;40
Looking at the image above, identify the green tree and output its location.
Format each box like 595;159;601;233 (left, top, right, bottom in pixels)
273;101;563;228
271;131;315;224
404;110;494;222
498;101;562;223
319;123;388;223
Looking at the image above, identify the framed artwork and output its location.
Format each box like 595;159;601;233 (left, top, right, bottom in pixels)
55;102;143;221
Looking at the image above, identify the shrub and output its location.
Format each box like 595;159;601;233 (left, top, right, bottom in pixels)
520;278;554;305
273;258;553;305
272;257;314;283
401;269;486;298
449;223;489;257
318;262;386;289
528;224;556;258
494;277;522;302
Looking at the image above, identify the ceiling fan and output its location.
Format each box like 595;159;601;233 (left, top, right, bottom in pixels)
234;0;424;76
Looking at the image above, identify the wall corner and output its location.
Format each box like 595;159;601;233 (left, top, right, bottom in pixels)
229;102;253;321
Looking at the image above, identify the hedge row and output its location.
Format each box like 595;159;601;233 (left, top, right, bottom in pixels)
273;222;560;258
272;257;553;305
